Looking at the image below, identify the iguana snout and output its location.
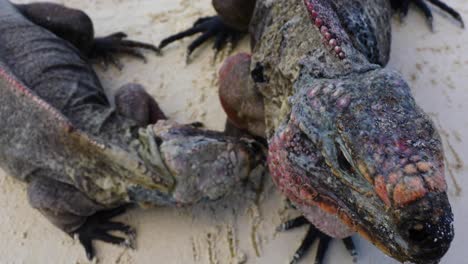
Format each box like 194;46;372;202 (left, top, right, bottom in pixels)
397;192;453;263
269;68;453;263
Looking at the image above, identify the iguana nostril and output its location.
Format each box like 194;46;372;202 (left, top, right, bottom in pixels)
406;220;451;246
408;222;429;243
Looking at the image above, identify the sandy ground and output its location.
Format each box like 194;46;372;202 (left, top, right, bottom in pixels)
0;0;467;263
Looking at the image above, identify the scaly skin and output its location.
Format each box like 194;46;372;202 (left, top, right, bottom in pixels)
161;0;461;263
0;0;266;259
251;0;454;263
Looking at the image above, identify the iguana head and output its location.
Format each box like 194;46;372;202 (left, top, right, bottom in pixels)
269;68;453;263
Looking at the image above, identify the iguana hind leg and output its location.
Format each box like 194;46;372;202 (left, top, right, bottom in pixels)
27;176;134;260
14;2;159;69
115;83;167;127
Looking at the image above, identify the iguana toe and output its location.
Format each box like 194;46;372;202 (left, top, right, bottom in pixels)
392;0;464;30
90;31;160;70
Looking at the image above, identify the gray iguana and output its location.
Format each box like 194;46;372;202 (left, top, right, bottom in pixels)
0;0;266;260
159;0;463;263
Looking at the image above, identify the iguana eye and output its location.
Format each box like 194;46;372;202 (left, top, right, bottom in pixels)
337;145;354;174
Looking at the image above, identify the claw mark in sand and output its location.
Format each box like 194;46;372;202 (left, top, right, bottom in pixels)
248;206;262;257
447;140;464;170
191;236;200;262
244;167;266;258
226;225;236;259
206;232;217;264
445;141;463;196
429;115;463;196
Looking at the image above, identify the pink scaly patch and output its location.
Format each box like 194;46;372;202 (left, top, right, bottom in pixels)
269;123;355;238
303;0;348;60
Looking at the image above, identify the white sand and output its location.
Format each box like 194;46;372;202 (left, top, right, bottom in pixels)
1;0;467;263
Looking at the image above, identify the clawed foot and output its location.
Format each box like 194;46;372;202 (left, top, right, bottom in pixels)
73;206;136;260
189;121;205;128
277;216;357;264
90;32;160;70
158;16;242;61
391;0;464;31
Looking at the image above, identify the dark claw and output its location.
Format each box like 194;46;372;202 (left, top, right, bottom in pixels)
401;0;410;19
120;39;160;52
159;16;242;60
278;217;358;264
114;47;147;62
187;31;215;56
159;27;204;49
101;52;122;71
392;0;464;30
90;32;159;70
290;225;319;264
193;17;212;27
277;216;309;231
73;206;135;260
428;0;465;28
213;31;228;54
315;233;331;264
342;237;358;261
107;31;128;39
189;122;204;128
93;230;126;244
79;236;95;261
100;221;133;232
414;0;434;31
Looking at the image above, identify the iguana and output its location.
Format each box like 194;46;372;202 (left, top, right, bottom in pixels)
159;0;463;263
0;0;266;260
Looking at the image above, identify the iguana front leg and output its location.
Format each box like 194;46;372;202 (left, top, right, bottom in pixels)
27;176;134;260
14;2;159;69
159;0;256;58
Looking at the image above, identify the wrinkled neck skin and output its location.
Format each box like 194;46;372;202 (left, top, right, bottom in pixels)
118;123;177;205
252;0;453;263
92;119;265;209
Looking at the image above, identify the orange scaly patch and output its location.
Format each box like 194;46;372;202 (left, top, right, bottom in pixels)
375;175;391;207
393;176;427;207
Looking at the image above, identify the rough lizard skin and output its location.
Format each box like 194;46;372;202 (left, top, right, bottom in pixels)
216;0;456;263
0;0;266;258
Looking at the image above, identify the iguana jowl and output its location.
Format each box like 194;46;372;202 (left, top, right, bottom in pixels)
0;0;265;260
160;0;463;263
